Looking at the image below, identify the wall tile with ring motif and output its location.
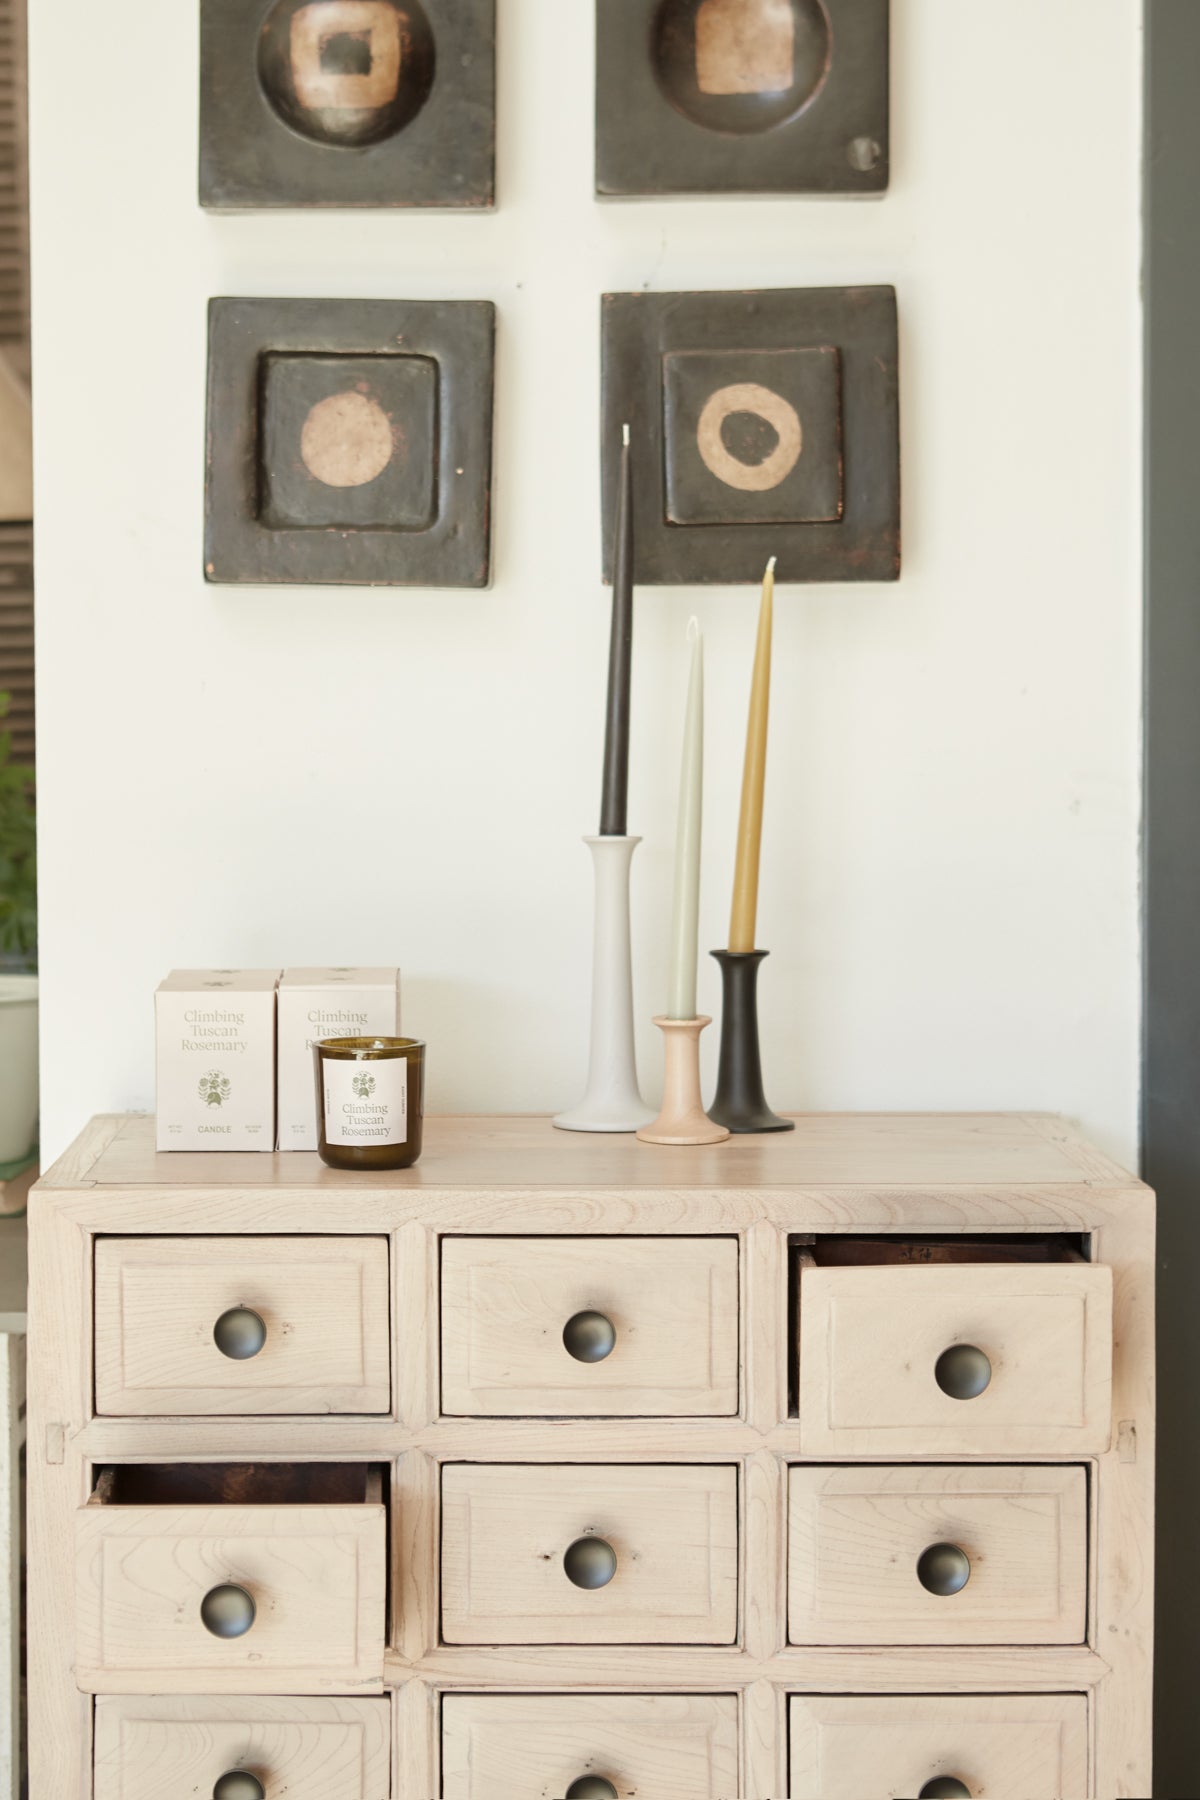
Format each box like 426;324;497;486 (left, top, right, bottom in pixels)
602;286;899;585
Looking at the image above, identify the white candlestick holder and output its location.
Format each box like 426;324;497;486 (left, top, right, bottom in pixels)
554;835;654;1134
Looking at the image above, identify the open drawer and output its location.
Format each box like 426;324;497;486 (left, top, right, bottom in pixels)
75;1463;387;1696
796;1237;1113;1455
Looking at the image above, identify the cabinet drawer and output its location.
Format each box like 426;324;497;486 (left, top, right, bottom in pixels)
789;1694;1089;1799
442;1693;740;1799
441;1464;738;1645
94;1236;391;1416
440;1236;738;1416
796;1248;1112;1455
787;1465;1086;1646
93;1696;391;1799
75;1465;386;1694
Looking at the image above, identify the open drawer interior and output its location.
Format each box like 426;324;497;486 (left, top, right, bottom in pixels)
88;1461;383;1508
806;1233;1090;1267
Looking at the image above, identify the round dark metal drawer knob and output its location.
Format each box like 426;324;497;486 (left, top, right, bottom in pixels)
213;1774;266;1800
919;1780;971;1798
563;1310;617;1363
916;1542;972;1597
200;1583;257;1639
213;1307;267;1361
934;1343;992;1400
563;1536;618;1590
565;1780;619;1799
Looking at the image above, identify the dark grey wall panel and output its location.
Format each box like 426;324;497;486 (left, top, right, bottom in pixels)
1144;4;1200;1793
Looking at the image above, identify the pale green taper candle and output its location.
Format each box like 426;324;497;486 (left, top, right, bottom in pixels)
667;617;705;1021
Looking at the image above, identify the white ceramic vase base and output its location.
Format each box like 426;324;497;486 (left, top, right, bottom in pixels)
0;974;38;1165
637;1016;731;1147
554;835;654;1134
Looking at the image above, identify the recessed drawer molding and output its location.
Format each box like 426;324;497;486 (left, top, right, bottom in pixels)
440;1236;739;1416
94;1235;391;1416
441;1463;739;1644
787;1464;1087;1645
795;1244;1113;1454
788;1694;1090;1800
75;1464;386;1694
441;1693;740;1800
93;1696;392;1800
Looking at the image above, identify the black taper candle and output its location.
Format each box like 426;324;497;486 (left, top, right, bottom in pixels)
600;424;634;837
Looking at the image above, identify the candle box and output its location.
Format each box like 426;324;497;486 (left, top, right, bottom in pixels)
155;970;280;1152
277;968;402;1151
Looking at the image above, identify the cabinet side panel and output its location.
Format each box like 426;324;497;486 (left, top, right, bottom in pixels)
1092;1204;1156;1797
27;1198;92;1797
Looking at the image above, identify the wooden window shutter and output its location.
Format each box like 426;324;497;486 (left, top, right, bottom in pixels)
0;0;30;382
0;520;32;762
0;0;32;768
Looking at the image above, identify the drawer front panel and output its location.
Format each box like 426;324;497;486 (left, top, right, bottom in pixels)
787;1465;1087;1645
797;1260;1113;1455
93;1696;391;1799
442;1693;740;1799
94;1236;391;1416
440;1236;739;1416
441;1464;739;1645
75;1503;386;1693
789;1694;1089;1799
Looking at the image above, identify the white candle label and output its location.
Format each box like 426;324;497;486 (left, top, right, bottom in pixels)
323;1059;408;1147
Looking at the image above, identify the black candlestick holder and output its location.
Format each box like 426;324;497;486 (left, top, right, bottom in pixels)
709;949;796;1134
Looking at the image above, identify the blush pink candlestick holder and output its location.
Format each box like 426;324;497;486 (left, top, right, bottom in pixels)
637;1016;730;1147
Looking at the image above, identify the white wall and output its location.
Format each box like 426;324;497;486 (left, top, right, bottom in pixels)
29;1;1144;1167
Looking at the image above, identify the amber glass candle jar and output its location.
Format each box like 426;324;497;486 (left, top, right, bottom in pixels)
314;1036;425;1171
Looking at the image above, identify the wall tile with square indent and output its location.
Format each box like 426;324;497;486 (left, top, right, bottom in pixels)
597;0;889;199
201;0;495;209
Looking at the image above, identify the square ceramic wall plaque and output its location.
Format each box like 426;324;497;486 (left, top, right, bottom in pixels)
601;285;899;585
205;297;495;588
200;0;496;209
596;0;890;198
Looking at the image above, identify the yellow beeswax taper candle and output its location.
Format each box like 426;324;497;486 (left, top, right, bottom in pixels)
728;558;775;953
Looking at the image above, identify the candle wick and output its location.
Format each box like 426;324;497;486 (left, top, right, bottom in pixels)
622;422;631;447
687;614;701;642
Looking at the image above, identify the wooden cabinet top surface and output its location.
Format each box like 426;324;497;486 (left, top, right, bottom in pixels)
34;1111;1148;1234
45;1110;1140;1192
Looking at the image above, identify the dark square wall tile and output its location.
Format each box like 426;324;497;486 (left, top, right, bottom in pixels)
597;0;889;198
200;0;495;209
206;298;495;588
601;286;899;585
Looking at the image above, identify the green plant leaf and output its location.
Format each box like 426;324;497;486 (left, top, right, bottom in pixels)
0;689;36;966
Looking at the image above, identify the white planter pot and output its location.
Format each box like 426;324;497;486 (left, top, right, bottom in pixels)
0;974;38;1164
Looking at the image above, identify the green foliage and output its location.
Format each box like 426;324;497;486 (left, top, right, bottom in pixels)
0;691;36;966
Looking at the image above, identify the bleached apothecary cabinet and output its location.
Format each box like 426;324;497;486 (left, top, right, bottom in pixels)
28;1113;1154;1798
